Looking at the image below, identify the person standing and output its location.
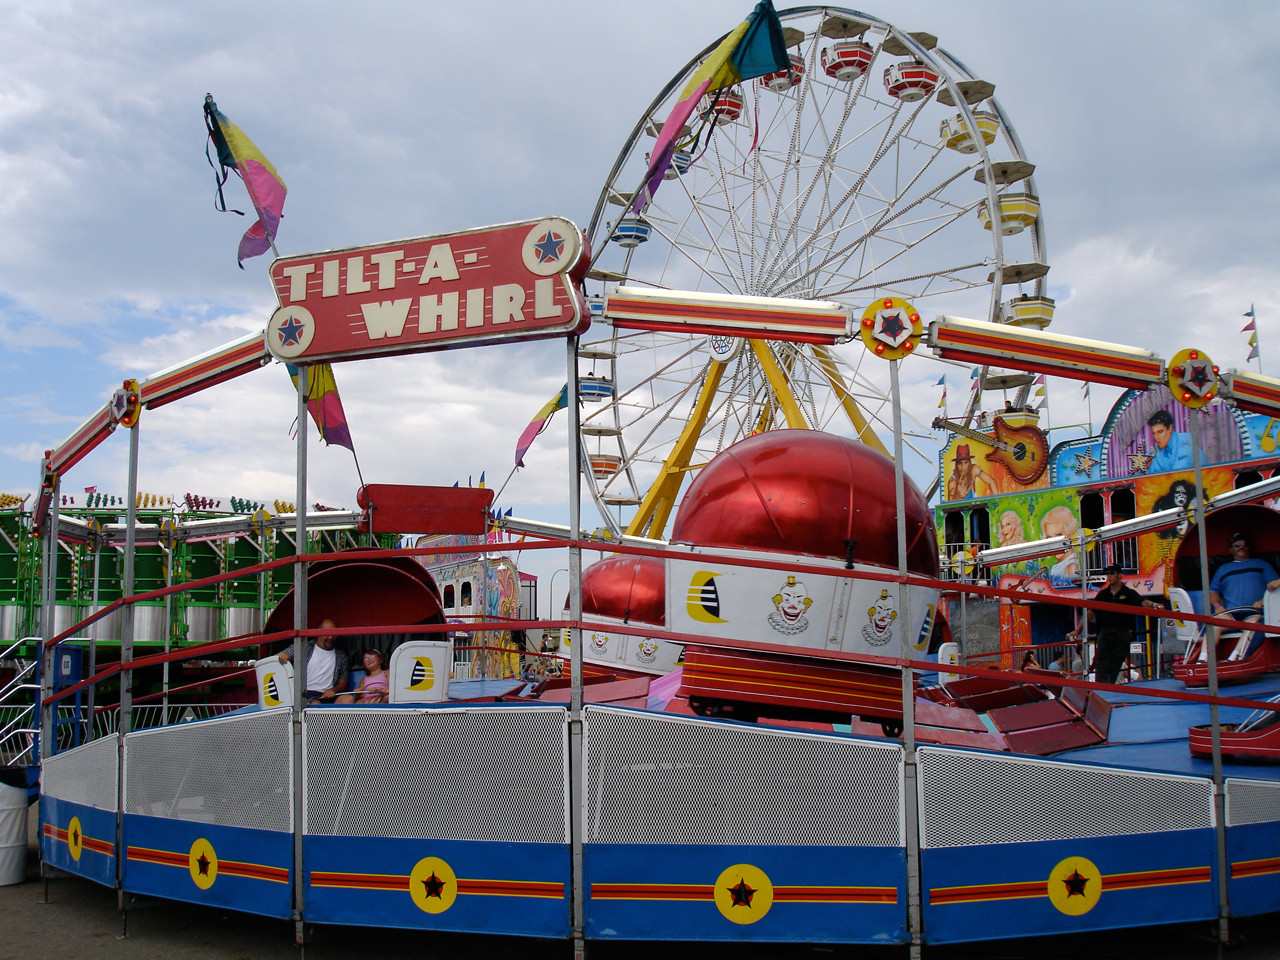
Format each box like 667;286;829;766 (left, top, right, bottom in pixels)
1066;564;1160;684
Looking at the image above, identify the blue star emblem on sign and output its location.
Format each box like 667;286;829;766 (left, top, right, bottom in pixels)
533;231;565;264
278;314;306;347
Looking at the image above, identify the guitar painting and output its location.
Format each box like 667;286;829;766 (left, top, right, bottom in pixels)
933;416;1050;484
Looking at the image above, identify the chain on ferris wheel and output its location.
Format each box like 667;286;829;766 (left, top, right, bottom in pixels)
579;7;1049;539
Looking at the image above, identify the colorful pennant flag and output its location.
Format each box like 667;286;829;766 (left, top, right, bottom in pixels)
515;384;570;467
478;472;486;489
631;1;787;214
204;95;287;267
287;364;354;450
1081;381;1090;398
970;367;981;378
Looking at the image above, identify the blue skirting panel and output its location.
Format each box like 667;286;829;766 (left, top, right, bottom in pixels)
304;836;571;937
1228;821;1280;918
121;815;292;919
584;844;907;943
40;798;116;888
922;829;1218;944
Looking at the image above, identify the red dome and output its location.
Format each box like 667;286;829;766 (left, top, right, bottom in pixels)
672;429;938;576
565;555;666;625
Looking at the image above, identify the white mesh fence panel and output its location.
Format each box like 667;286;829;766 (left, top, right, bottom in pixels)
918;747;1213;848
1227;778;1280;826
305;707;568;843
42;734;119;811
584;707;902;846
124;708;291;832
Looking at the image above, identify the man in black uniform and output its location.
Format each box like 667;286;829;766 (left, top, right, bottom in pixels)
1065;563;1160;683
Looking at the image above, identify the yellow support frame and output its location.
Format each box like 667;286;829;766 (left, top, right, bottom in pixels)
625;360;727;539
812;344;890;457
749;340;808;430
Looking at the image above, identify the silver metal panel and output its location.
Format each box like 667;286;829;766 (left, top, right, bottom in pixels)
42;735;119;811
87;605;120;643
131;604;166;643
304;706;569;843
124;708;290;831
53;605;80;636
584;706;903;846
225;606;261;638
917;747;1213;848
1226;778;1280;826
184;606;217;646
0;605;18;641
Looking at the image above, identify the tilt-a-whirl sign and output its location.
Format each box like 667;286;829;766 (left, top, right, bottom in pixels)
265;217;590;363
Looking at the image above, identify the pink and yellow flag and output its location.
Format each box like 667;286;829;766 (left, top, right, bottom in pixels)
631;0;788;214
288;364;354;451
204;95;287;267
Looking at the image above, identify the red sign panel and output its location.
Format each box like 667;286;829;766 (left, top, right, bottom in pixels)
265;217;589;364
356;483;494;535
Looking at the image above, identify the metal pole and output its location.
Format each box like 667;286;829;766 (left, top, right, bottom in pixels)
1191;411;1230;943
566;337;586;960
88;531;100;735
39;479;60;764
890;360;922;958
117;420;140;906
162;534;171;727
292;366;309;944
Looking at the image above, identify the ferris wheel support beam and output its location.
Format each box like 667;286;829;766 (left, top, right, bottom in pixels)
749;340;809;430
624;360;729;540
811;345;891;457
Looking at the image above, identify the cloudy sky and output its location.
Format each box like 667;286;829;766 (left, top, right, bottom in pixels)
1;0;1277;593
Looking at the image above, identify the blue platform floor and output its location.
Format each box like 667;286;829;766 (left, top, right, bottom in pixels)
1059;675;1280;779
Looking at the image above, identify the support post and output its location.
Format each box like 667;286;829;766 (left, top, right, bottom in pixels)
292;366;309;944
1191;411;1230;943
88;534;101;733
116;420;140;909
566;337;586;960
890;360;923;957
39;479;60;764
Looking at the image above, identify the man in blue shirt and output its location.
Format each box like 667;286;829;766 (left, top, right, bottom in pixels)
1146;410;1194;474
1209;533;1280;613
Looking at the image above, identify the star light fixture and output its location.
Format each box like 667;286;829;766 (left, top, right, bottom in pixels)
859;297;922;360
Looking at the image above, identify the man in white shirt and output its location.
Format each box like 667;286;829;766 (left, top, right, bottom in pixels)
277;618;348;702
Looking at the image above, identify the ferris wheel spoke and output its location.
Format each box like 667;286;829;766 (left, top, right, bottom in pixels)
756;99;924;292
816;207;984;299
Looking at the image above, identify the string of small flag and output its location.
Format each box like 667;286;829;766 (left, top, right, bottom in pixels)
1243;305;1263;373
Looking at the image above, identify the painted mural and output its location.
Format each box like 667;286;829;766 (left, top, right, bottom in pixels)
940;412;1052;503
1134;465;1234;590
938;379;1280;656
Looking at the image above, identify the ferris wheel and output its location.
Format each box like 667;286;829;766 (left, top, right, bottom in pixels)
579;7;1050;539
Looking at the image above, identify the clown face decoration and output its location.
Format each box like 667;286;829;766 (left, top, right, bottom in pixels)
862;589;898;646
636;639;658;664
768;576;813;636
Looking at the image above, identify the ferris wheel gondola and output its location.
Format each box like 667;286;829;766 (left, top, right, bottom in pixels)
578;7;1049;538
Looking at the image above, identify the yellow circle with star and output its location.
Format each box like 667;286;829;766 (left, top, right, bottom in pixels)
714;863;774;924
1047;856;1102;915
409;856;457;914
66;816;83;862
859;297;922;361
188;838;218;890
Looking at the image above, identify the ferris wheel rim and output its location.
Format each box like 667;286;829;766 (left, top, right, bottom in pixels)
580;6;1048;537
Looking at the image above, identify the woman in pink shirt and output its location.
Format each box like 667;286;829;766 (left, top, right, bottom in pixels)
337;650;389;704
